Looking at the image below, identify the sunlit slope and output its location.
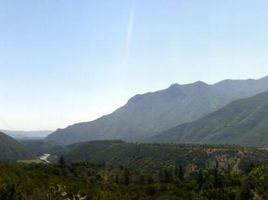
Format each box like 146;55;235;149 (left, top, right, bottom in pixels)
152;92;268;146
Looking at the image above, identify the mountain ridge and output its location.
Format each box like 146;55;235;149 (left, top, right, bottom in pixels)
46;76;268;145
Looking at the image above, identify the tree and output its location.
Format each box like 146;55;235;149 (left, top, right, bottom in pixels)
58;155;66;168
123;168;130;186
178;165;184;180
175;165;184;180
239;179;252;200
163;168;173;183
197;169;204;190
213;160;220;188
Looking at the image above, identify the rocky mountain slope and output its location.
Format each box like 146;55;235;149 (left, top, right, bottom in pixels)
46;76;268;145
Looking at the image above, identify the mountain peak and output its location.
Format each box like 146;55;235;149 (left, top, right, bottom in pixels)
192;80;208;86
169;81;208;88
168;83;180;89
127;94;143;104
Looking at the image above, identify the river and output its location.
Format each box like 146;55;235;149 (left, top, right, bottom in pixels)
39;153;51;163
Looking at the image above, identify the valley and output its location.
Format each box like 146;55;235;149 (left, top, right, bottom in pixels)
2;0;268;199
1;76;268;199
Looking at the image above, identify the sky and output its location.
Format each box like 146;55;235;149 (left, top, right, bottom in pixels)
1;0;268;130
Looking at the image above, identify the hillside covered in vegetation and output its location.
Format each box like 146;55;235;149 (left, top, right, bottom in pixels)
0;132;32;161
152;92;268;146
63;140;268;174
46;77;268;145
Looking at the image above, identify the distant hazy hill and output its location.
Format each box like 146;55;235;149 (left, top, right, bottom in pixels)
46;76;268;145
3;130;52;139
0;130;53;139
151;92;268;146
0;132;32;160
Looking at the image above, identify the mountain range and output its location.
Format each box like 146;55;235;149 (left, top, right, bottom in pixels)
46;76;268;145
151;91;268;146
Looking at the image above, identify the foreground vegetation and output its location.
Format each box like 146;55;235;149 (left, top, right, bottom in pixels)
1;158;268;200
2;141;268;199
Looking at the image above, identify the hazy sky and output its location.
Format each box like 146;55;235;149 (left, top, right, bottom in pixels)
1;0;268;130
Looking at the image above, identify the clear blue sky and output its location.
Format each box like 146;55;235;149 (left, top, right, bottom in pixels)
1;0;268;130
